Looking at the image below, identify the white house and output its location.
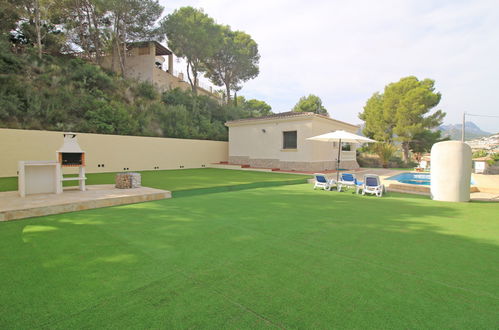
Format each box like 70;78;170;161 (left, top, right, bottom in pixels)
225;111;360;172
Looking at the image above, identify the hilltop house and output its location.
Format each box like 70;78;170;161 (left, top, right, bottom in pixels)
100;41;219;99
225;112;360;172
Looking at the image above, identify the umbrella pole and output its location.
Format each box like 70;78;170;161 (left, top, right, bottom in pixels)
336;138;341;182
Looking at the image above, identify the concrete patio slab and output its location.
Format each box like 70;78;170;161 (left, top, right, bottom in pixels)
0;184;171;222
469;192;499;202
471;173;499;193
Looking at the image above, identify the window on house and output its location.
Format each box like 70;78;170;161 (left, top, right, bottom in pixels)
341;143;351;151
283;131;297;149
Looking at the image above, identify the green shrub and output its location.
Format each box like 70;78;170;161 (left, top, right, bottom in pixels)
135;82;159;100
67;59;114;92
473;150;488;158
0;48;23;74
83;100;137;135
487;153;499;166
372;143;398;168
357;154;381;168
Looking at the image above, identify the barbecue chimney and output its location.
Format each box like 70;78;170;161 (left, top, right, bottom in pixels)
57;133;85;166
56;133;86;191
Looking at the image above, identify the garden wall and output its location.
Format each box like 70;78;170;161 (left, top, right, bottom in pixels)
486;162;499;174
0;128;228;178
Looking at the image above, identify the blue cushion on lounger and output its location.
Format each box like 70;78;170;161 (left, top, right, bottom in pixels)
316;175;327;183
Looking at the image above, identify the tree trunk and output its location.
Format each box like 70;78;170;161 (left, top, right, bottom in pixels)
83;0;99;63
34;0;42;59
113;15;125;76
77;1;91;59
111;38;116;71
186;62;193;90
402;142;410;163
111;17;118;72
224;82;231;105
115;36;125;75
121;19;127;76
186;61;198;95
88;2;102;64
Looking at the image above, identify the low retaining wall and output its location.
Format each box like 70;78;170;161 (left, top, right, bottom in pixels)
386;183;480;196
486;163;499;174
229;156;359;171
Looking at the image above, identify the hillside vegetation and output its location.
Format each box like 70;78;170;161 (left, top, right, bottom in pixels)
0;39;267;140
0;0;272;140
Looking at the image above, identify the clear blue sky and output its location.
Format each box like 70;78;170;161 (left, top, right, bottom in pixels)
159;0;499;133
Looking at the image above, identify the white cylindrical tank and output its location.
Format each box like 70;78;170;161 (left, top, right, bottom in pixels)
431;141;472;202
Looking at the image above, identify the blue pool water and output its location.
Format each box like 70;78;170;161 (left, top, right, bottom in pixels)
387;172;475;186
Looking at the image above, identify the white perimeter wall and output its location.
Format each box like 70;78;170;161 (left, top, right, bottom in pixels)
0;129;228;178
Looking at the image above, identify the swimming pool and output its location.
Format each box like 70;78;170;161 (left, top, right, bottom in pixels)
387;173;431;185
387;172;475;185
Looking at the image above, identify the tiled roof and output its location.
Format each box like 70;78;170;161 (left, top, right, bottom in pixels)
226;111;314;123
225;111;357;128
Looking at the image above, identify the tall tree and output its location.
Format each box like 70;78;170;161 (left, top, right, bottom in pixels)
161;7;221;94
359;92;393;142
205;26;259;103
16;0;59;58
33;0;44;58
292;94;328;116
359;76;445;162
61;0;107;64
106;0;163;75
409;130;449;162
243;98;272;117
235;96;272;117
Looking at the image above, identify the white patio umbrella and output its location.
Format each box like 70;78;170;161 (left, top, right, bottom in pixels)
307;130;376;182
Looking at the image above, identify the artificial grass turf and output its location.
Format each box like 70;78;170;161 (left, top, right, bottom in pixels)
0;168;308;193
1;183;498;328
0;175;17;192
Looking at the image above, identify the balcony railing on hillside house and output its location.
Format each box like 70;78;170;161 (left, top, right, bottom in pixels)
168;68;215;93
154;64;218;95
152;66;220;102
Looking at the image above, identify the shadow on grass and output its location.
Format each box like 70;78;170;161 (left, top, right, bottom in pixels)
0;168;310;193
172;178;308;198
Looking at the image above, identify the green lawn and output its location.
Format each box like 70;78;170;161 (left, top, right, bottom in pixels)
1;170;498;328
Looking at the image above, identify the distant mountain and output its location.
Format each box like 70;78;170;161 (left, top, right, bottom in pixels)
438;122;491;141
357;121;491;141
